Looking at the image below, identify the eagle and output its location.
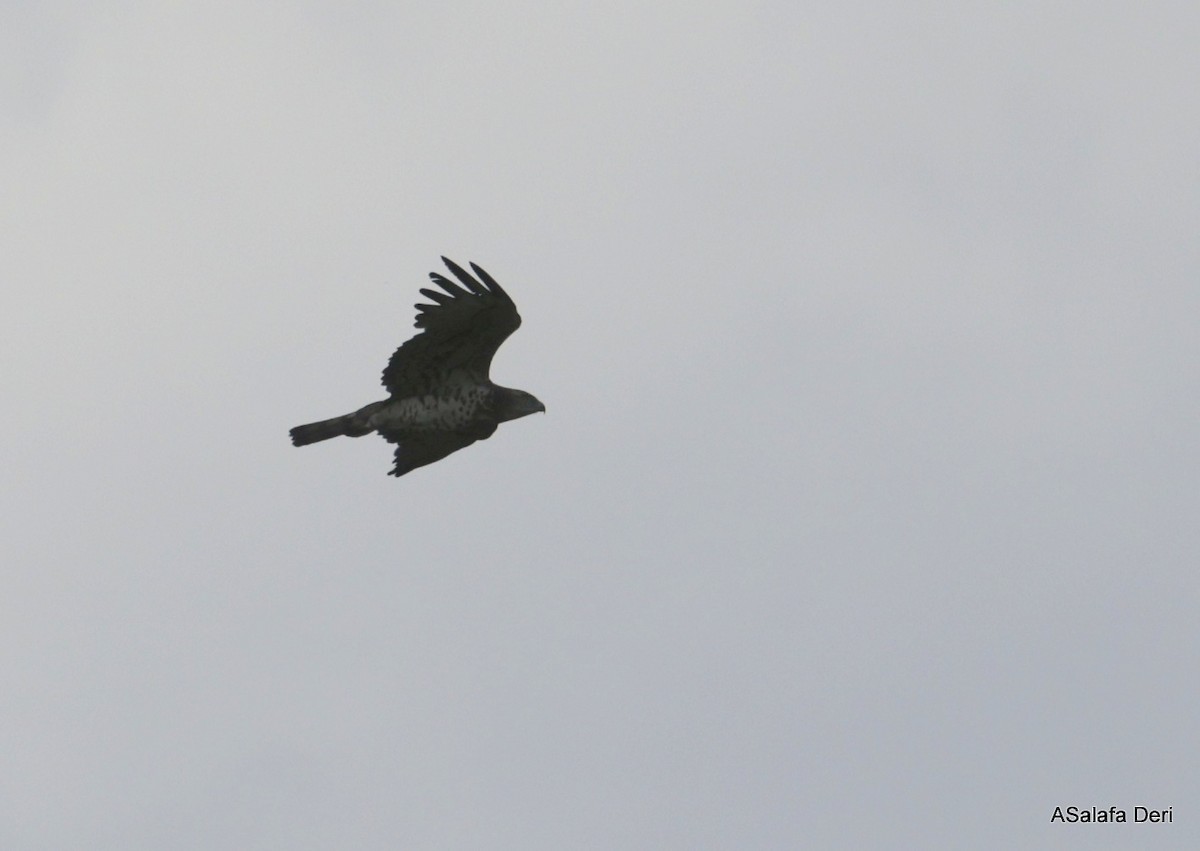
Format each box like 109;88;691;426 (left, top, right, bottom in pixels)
289;257;544;477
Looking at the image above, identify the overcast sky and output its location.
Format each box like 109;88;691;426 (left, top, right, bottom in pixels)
3;2;1198;849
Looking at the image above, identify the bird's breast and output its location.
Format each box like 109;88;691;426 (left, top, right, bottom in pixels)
371;388;491;433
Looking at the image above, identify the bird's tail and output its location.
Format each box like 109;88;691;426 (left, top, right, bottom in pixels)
291;401;385;447
289;414;362;446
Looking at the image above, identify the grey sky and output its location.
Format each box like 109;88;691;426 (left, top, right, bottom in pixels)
3;2;1197;848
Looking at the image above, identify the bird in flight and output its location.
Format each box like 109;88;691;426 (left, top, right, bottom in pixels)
290;257;544;477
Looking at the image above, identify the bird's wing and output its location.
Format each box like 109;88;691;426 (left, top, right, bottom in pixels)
382;431;479;477
382;257;521;397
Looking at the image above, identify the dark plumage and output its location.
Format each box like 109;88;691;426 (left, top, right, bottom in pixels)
290;257;543;477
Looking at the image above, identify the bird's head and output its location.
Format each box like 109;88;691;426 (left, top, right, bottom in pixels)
495;387;545;422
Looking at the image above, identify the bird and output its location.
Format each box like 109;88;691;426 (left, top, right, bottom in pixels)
290;257;544;477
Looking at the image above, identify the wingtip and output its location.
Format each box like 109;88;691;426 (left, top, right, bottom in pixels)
470;261;505;295
440;256;488;296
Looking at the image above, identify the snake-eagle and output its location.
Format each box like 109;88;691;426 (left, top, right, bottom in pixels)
290;257;543;477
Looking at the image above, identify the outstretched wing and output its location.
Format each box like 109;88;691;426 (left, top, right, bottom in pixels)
383;432;479;477
382;257;521;396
